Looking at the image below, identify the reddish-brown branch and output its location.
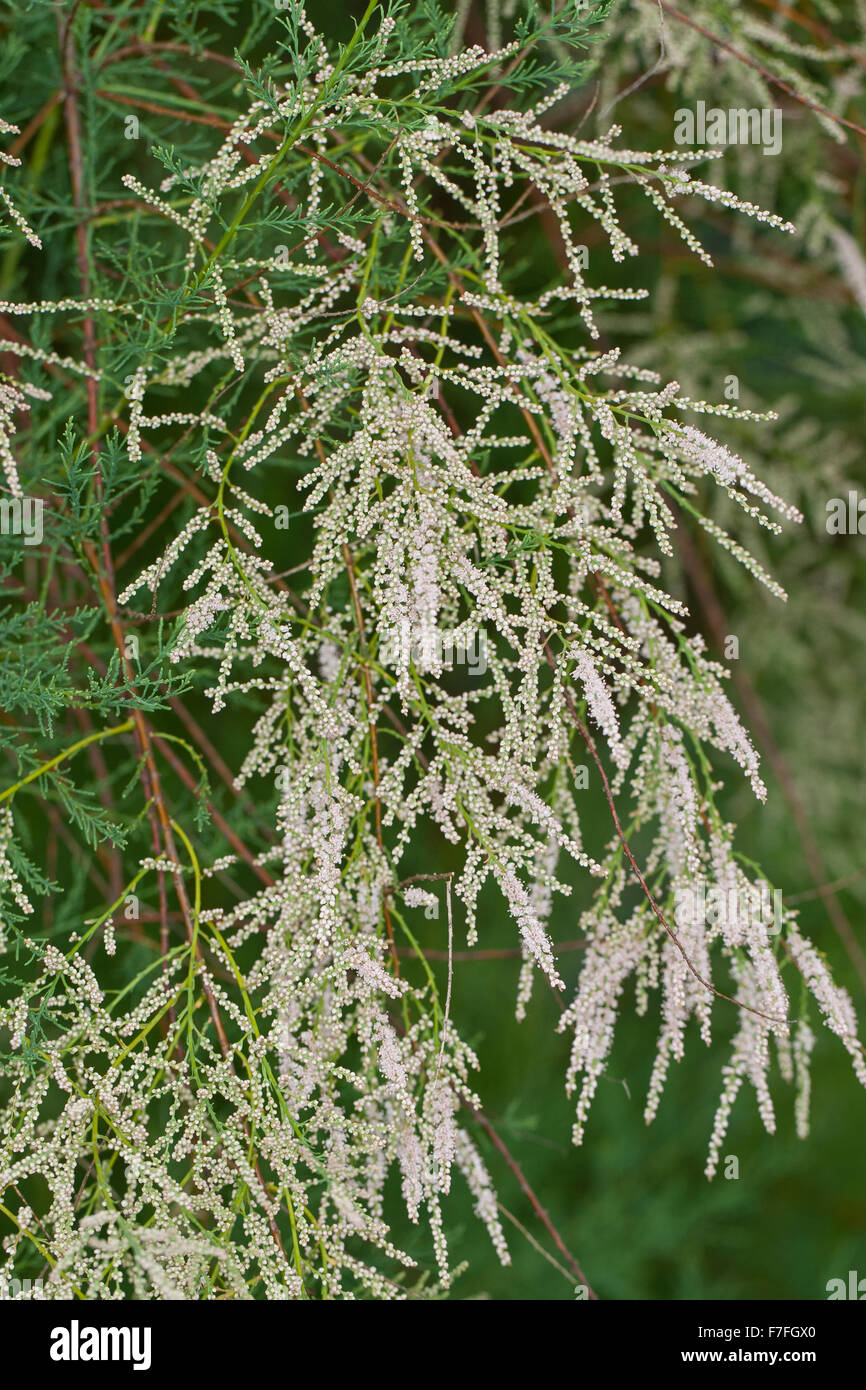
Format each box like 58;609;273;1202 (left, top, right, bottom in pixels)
154;736;275;889
7;92;63;157
467;1102;598;1298
98;39;244;74
59;17;286;1262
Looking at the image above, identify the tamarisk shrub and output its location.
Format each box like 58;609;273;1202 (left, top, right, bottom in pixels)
0;0;863;1299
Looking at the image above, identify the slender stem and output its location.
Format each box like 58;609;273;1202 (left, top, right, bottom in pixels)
0;720;133;804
